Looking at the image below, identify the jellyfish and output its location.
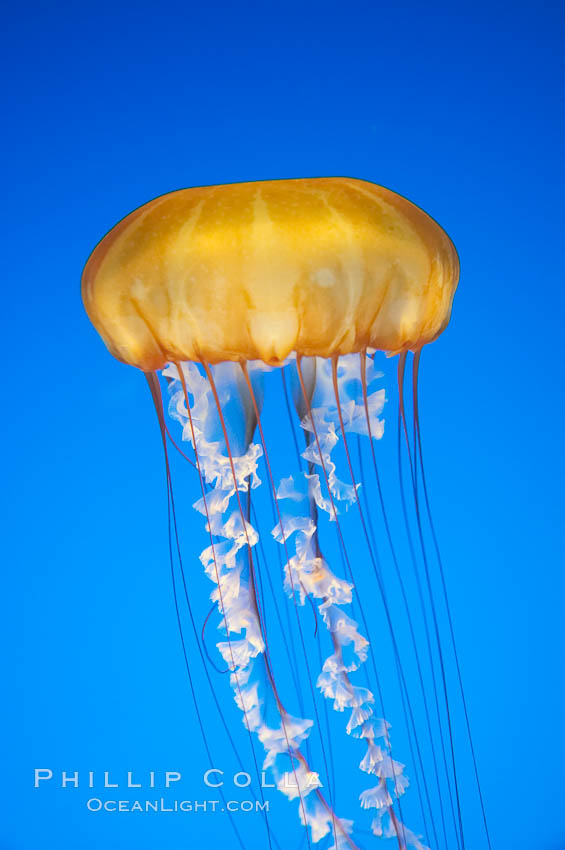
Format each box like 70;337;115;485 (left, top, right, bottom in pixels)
82;177;489;850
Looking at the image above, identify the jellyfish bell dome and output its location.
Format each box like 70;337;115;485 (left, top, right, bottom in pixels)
81;177;459;370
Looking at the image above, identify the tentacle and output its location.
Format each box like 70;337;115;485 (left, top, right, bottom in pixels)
289;356;431;850
330;355;412;850
412;350;492;850
173;364;275;850
360;352;450;850
165;421;196;468
144;372;248;850
168;361;360;849
208;361;363;850
398;354;467;850
395;354;461;848
241;361;345;847
157;354;479;850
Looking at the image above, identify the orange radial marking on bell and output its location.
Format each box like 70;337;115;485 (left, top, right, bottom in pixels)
82;177;459;370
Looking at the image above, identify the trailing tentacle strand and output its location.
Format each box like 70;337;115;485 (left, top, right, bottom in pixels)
273;354;429;850
165;360;359;850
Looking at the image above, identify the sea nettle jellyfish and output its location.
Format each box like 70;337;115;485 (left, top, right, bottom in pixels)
82;178;490;850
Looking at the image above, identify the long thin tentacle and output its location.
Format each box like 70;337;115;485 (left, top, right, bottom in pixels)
145;372;249;850
398;353;466;850
240;361;342;847
412;350;493;850
359;352;450;850
295;356;420;849
203;361;357;850
174;365;275;850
